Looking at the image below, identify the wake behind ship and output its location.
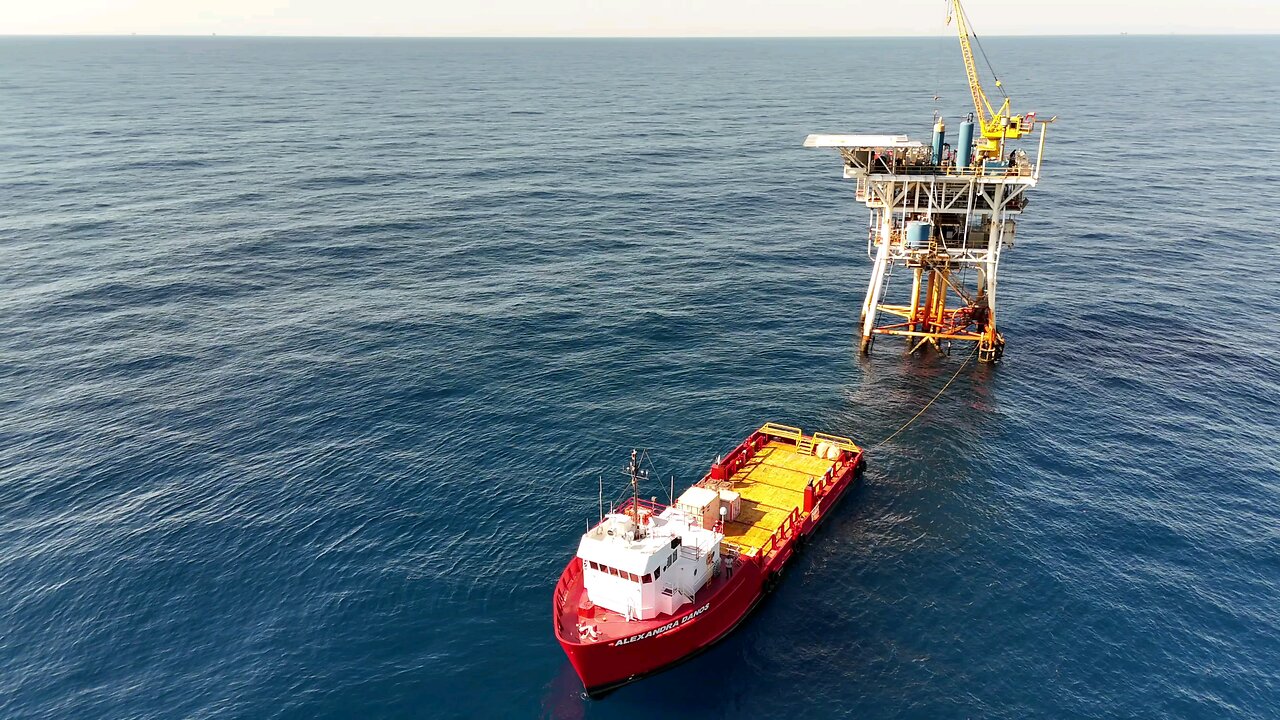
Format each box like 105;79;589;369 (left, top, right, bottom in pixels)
553;423;867;695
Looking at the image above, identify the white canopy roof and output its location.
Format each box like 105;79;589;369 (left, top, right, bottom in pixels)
803;133;923;149
677;486;719;508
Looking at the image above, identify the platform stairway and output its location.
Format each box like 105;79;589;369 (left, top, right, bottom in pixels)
795;436;814;456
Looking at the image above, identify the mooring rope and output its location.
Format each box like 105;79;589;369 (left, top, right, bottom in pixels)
872;344;979;448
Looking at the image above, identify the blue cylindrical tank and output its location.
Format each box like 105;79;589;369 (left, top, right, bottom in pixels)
906;221;931;248
957;120;975;168
931;120;946;165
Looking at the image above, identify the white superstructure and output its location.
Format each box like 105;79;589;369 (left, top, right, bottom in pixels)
576;500;722;621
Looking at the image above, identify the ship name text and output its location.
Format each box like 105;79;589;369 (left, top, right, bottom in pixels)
612;603;710;646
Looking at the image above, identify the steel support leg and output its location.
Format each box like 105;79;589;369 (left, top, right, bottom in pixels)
909;267;923;333
978;223;1004;363
860;239;891;354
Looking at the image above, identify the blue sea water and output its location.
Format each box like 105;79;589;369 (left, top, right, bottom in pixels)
2;35;1279;719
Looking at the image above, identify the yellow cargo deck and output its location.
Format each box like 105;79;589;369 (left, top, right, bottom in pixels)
721;440;836;553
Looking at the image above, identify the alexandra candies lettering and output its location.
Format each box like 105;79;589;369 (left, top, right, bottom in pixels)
612;604;711;646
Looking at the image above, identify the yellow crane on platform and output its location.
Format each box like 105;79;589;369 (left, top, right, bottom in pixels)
947;0;1034;160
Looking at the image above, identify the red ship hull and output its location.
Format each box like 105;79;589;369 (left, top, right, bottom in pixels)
553;426;866;696
554;555;767;695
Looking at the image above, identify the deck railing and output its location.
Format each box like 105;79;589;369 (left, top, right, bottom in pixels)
757;424;859;452
758;422;803;444
614;497;668;516
555;557;583;615
754;507;803;560
813;431;860;453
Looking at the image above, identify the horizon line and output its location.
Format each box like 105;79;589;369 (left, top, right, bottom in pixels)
2;32;1279;40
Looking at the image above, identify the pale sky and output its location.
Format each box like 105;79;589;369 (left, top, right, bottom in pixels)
5;0;1279;37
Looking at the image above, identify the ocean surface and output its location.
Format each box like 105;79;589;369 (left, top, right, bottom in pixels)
2;35;1278;719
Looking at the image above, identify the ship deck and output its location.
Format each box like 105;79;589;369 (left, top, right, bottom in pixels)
721;440;836;554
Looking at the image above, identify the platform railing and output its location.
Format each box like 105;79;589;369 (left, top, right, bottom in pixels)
860;154;1037;180
875;163;1034;179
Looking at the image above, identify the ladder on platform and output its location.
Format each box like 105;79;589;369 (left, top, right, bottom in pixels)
795;436;814;456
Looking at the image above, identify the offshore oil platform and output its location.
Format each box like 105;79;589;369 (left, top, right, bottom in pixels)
806;0;1053;363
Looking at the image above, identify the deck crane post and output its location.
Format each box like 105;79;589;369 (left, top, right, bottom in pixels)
804;0;1054;363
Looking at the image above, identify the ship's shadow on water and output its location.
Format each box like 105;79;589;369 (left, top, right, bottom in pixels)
540;663;589;720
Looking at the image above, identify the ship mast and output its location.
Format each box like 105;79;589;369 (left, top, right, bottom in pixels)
626;449;648;536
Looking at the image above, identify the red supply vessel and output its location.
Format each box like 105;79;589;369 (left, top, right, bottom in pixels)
553;423;866;696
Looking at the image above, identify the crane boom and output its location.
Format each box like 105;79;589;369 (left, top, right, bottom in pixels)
947;0;1030;159
949;0;992;129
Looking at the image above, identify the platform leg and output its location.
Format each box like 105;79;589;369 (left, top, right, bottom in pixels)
859;233;891;355
978;216;1004;363
909;267;923;335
